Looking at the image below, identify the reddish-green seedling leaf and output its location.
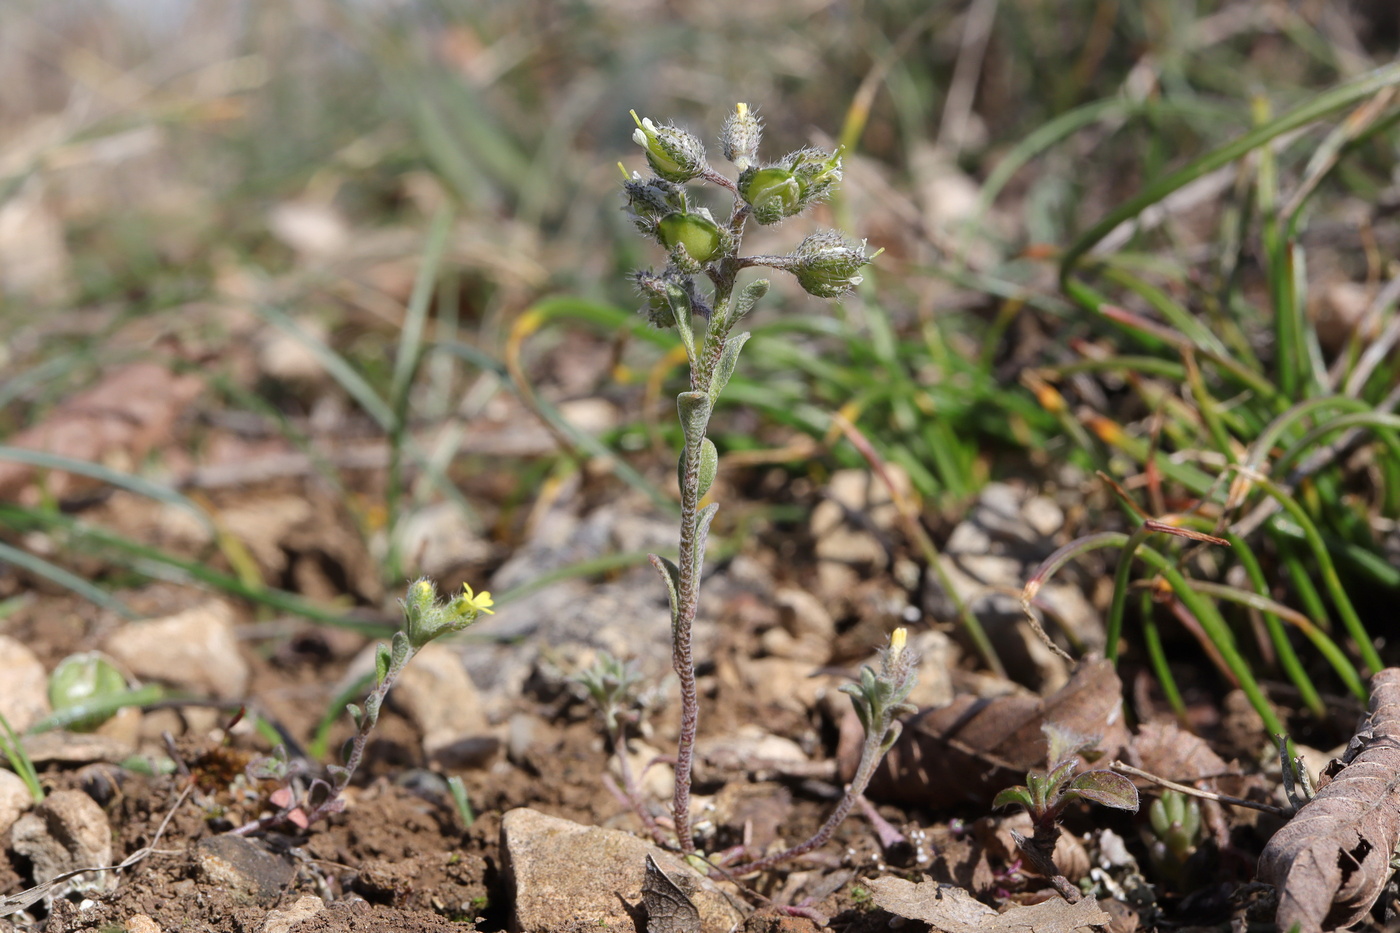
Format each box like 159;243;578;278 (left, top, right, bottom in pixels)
1063;770;1140;811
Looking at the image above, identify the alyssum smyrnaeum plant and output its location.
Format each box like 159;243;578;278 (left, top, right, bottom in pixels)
234;578;493;834
623;103;914;869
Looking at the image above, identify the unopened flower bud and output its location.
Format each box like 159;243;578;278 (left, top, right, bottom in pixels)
622;172;684;230
721;102;762;171
658;211;723;264
631;111;706;183
791;146;843;192
739;167;803;225
790;231;874;298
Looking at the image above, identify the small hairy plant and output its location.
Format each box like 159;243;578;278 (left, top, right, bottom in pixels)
623;103;895;861
574;652;668;846
994;723;1139;896
235;578;492;834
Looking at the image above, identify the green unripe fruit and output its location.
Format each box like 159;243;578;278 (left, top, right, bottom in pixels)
741;167;804;225
678;437;719;499
658;212;722;264
48;652;128;732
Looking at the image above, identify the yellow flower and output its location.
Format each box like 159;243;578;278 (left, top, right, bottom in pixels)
889;627;907;659
461;582;494;615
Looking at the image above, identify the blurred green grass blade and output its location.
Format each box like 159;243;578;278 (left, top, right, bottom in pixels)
0;710;43;803
385;205;455;580
1101;266;1225;355
255;302;479;535
27;685;166;734
1061;61;1400;306
390;205;454;409
0;538;134;619
0;446;214;532
1252;475;1382;673
1139;591;1188;725
255;304;396;429
967;97;1128;244
1275;411;1400;480
0;505;390;635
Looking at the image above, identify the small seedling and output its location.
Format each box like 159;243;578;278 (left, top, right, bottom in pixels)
575;651;668;846
727;627;917;875
624;102;878;857
993;723;1139;897
1146;789;1203;886
234;578;492;834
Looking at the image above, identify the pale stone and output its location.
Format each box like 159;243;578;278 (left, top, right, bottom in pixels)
102;600;249;700
124;915;162;933
350;642;498;769
501;808;743;933
257;895;325;933
0;634;49;732
11;790;113;898
0;769;34;836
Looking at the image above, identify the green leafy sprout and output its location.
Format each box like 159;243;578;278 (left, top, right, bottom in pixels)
993;723;1139;897
234;577;491;834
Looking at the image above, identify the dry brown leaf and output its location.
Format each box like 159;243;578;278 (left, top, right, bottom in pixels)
867;876;1111;933
0;361;203;501
860;658;1128;807
1257;668;1400;933
1129;721;1231;783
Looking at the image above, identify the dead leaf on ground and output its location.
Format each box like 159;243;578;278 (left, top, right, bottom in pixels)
0;361;204;502
858;658;1129;807
1257;668;1400;933
867;876;1111;932
642;853;701;933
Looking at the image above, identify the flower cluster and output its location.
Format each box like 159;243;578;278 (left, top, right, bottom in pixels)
624;102;875;320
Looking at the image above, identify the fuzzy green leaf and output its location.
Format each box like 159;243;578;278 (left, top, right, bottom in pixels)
1063;769;1140;811
709;332;751;405
692;502;719;581
676;391;711;441
374;644;391;684
732;279;769;321
679;437;719;499
649;554;682;623
993;785;1036;811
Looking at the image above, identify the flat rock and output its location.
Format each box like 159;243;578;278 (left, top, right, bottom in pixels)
500;807;743;933
257;895;325;933
11;789;113;900
0;633;50;732
194;835;296;905
102;600;249;700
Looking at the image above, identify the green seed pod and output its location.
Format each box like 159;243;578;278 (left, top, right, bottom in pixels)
790;230;872;298
740;167;804;225
631;112;706;183
678;437;719;499
48;652;128;732
658;212;723;264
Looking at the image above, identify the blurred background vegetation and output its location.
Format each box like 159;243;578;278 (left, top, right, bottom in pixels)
2;0;1399;714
